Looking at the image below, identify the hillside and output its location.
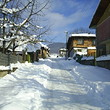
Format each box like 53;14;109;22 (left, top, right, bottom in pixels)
48;43;66;54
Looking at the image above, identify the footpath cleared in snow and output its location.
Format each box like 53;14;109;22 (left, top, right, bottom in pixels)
0;55;110;110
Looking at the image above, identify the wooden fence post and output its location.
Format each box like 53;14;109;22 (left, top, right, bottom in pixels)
8;53;11;74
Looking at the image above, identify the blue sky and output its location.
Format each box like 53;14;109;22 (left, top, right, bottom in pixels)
43;0;100;43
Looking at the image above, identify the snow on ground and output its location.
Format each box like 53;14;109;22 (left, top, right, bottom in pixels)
0;55;110;110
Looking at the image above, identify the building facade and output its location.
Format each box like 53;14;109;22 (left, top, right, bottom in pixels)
89;0;110;57
67;33;96;57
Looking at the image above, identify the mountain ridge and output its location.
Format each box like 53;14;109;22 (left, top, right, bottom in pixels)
48;42;66;54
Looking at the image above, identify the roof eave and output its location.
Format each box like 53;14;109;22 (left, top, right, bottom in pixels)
89;0;110;28
89;25;97;29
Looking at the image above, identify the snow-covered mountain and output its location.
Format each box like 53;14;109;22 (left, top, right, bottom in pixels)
48;42;66;54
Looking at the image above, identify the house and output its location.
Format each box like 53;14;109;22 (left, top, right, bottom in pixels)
37;42;50;59
89;0;110;57
67;33;96;58
59;48;67;57
15;42;50;62
15;43;41;62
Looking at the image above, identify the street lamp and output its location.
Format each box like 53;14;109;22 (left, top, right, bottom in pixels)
64;31;68;59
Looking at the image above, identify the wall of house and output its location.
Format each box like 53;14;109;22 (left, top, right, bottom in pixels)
97;17;110;43
96;10;110;56
38;49;48;59
73;37;95;48
97;44;106;56
87;49;96;56
67;37;74;53
96;3;110;43
67;37;96;57
69;48;74;57
0;52;23;66
106;42;110;54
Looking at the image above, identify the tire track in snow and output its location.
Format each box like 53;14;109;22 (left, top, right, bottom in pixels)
40;58;101;110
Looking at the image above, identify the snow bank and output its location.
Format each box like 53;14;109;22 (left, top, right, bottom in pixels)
96;54;110;61
0;66;10;70
15;43;41;52
0;62;24;70
86;56;94;60
0;56;110;110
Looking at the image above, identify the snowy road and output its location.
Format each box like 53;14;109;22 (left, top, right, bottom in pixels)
0;56;110;110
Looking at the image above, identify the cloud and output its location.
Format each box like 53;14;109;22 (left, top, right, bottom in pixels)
45;2;92;29
43;0;98;42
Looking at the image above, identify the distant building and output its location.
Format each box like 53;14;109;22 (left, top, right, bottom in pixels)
59;48;67;57
89;0;110;57
48;43;66;54
15;42;50;62
67;33;96;57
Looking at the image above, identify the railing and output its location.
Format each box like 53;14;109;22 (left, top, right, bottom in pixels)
0;52;23;66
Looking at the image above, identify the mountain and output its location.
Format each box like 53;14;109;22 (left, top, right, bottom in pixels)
48;42;66;54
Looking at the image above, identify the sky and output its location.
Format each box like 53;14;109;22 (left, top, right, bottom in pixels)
42;0;100;43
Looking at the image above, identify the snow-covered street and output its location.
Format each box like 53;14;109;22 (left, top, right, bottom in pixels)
0;55;110;110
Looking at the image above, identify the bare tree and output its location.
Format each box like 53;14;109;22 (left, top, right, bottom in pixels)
0;0;51;53
71;27;95;34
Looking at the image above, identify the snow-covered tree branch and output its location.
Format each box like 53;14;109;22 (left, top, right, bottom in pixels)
0;0;51;53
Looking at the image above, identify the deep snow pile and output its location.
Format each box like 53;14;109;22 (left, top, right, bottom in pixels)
0;56;110;110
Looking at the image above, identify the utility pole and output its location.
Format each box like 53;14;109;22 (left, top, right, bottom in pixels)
3;13;6;53
64;31;68;60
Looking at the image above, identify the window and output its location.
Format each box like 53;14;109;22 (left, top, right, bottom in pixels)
77;38;84;45
37;50;41;54
77;49;81;52
92;39;96;45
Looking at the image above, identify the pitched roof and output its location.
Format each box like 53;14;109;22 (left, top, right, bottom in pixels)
89;0;110;28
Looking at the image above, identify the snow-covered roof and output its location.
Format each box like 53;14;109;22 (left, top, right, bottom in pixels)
15;43;41;52
81;56;94;60
70;33;96;38
15;42;49;52
39;42;49;49
59;48;67;51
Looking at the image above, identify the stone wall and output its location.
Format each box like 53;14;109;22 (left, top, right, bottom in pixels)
80;59;110;70
96;60;110;70
80;59;95;66
0;52;23;66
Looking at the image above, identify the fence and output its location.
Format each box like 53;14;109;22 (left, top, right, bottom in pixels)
96;60;110;70
0;52;23;66
80;59;95;66
80;58;110;70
